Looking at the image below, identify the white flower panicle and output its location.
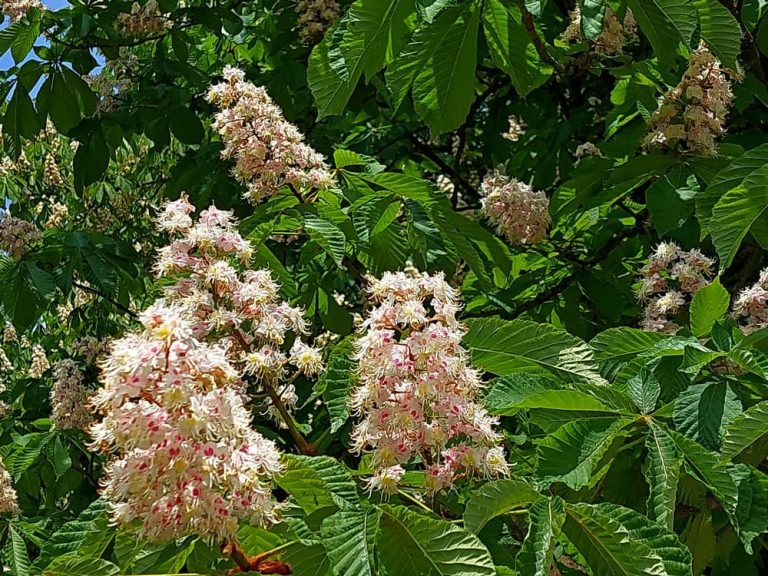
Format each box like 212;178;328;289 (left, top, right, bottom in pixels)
480;171;550;246
1;0;41;22
561;6;636;55
28;344;50;379
154;196;323;426
0;347;11;373
51;359;93;431
89;301;285;543
115;0;170;37
45;202;68;228
0;212;43;259
3;323;17;343
733;268;768;334
637;242;716;333
206;66;334;204
0;457;18;514
297;0;340;44
574;142;603;159
351;270;508;495
645;45;734;157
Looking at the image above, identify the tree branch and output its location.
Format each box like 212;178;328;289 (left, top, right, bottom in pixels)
72;281;138;319
518;3;565;74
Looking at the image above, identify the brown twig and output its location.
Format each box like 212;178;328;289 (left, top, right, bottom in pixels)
518;3;565;74
231;329;314;456
73;281;138;319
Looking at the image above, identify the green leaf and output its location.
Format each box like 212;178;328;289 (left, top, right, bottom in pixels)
73;125;109;192
673;381;742;449
320;506;381;576
170;107;205;144
483;373;636;417
627;365;661;414
408;1;481;133
302;211;347;266
377;505;496;576
692;0;742;67
315;337;356;432
308;0;414;117
589;327;668;380
710;164;768;269
645;420;683;530
696;143;768;236
514;497;564;576
689;277;730;337
277;455;359;513
482;0;551;96
10;19;40;63
5;525;31;576
579;0;607;40
595;503;693;576
3;83;40;157
463;479;539;533
627;0;697;64
721;400;768;461
31;499;111;574
562;502;669;576
42;557;119;576
536;417;629;490
464;317;603;383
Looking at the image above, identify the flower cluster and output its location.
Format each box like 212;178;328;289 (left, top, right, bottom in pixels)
637;242;716;333
72;335;108;365
645;45;734;157
350;271;508;495
733;269;768;334
480;171;550;246
206;66;334;203
45;202;68;228
28;344;50;378
115;0;170;37
154;196;323;426
574;141;603;159
297;0;340;44
86;50;139;114
90;302;285;543
1;0;41;22
501;115;526;142
0;347;11;372
0;457;18;514
561;6;636;55
3;323;17;344
51;359;93;431
0;212;43;259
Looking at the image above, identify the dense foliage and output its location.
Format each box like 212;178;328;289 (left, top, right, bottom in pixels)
2;0;768;574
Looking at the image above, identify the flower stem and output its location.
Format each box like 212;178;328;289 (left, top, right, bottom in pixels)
398;489;437;516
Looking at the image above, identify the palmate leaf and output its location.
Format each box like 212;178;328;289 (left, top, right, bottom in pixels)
387;1;480;134
31;499;111;574
596;504;692;576
721;400;768;461
277;455;359;513
710;164;768;269
463;479;539;533
483;373;636;418
42;557;120;576
673;381;742;450
536;417;630;490
695;143;768;235
410;0;481;134
645;420;683;530
464;317;603;383
282;542;332;576
320;506;381;576
579;0;606;40
308;0;415;118
692;0;742;68
514;497;565;576
5;525;31;576
377;505;496;576
627;365;661;414
589;327;668;380
627;0;697;65
689;277;730;337
562;503;669;576
314;337;356;432
482;0;552;96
